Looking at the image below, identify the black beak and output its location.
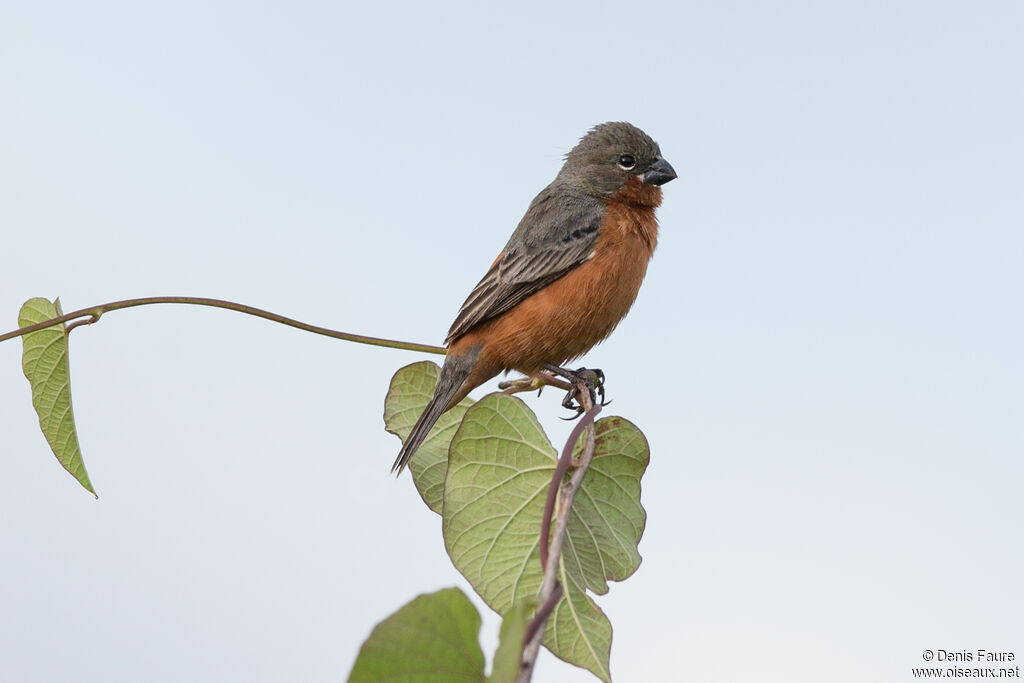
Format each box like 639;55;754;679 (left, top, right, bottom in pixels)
643;157;677;186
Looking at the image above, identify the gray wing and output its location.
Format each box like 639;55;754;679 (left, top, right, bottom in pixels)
445;186;604;345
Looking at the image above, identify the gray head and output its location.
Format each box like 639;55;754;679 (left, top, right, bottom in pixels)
558;122;676;197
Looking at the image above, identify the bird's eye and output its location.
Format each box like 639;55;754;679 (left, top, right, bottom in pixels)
617;154;636;170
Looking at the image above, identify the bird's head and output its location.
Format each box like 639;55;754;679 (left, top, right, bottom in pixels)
559;122;676;204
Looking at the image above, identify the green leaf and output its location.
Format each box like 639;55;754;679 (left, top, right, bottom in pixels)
563;418;649;596
19;297;95;496
488;598;532;683
442;393;649;682
384;361;473;514
348;587;485;683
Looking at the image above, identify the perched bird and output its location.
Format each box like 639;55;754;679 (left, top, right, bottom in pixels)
393;122;675;474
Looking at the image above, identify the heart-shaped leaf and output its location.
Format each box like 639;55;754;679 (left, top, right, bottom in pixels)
348;587;485;682
443;393;649;681
384;361;473;513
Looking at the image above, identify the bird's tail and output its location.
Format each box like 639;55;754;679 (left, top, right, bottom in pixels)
391;350;478;475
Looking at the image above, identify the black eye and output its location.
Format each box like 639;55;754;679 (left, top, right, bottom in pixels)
617;154;636;170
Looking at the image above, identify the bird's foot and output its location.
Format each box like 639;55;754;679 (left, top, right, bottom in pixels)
542;364;609;419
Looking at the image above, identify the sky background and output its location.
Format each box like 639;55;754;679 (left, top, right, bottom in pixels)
2;2;1022;682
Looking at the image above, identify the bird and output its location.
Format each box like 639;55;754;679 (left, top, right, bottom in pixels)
392;121;675;474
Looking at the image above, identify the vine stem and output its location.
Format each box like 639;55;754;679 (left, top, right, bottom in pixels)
6;295;606;681
517;388;602;682
0;296;446;355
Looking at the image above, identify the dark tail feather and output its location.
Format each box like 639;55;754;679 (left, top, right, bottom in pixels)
391;352;477;475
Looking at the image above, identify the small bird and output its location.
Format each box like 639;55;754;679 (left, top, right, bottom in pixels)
393;122;675;474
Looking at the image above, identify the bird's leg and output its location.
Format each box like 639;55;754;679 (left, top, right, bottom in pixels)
542;364;608;419
499;370;573;396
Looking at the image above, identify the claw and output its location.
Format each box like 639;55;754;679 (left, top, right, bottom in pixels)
572;367;605;408
560;390;584;416
539;363;609;415
558;387;583;420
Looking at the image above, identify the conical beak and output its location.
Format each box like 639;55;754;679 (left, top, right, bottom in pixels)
643;157;677;186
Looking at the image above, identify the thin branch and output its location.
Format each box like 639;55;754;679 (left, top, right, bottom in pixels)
538;402;603;571
0;296;446;355
523;583;563;647
517;387;602;683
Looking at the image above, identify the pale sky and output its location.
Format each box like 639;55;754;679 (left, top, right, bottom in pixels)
2;2;1022;682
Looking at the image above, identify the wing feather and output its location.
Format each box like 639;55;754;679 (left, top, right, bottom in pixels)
444;187;603;345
